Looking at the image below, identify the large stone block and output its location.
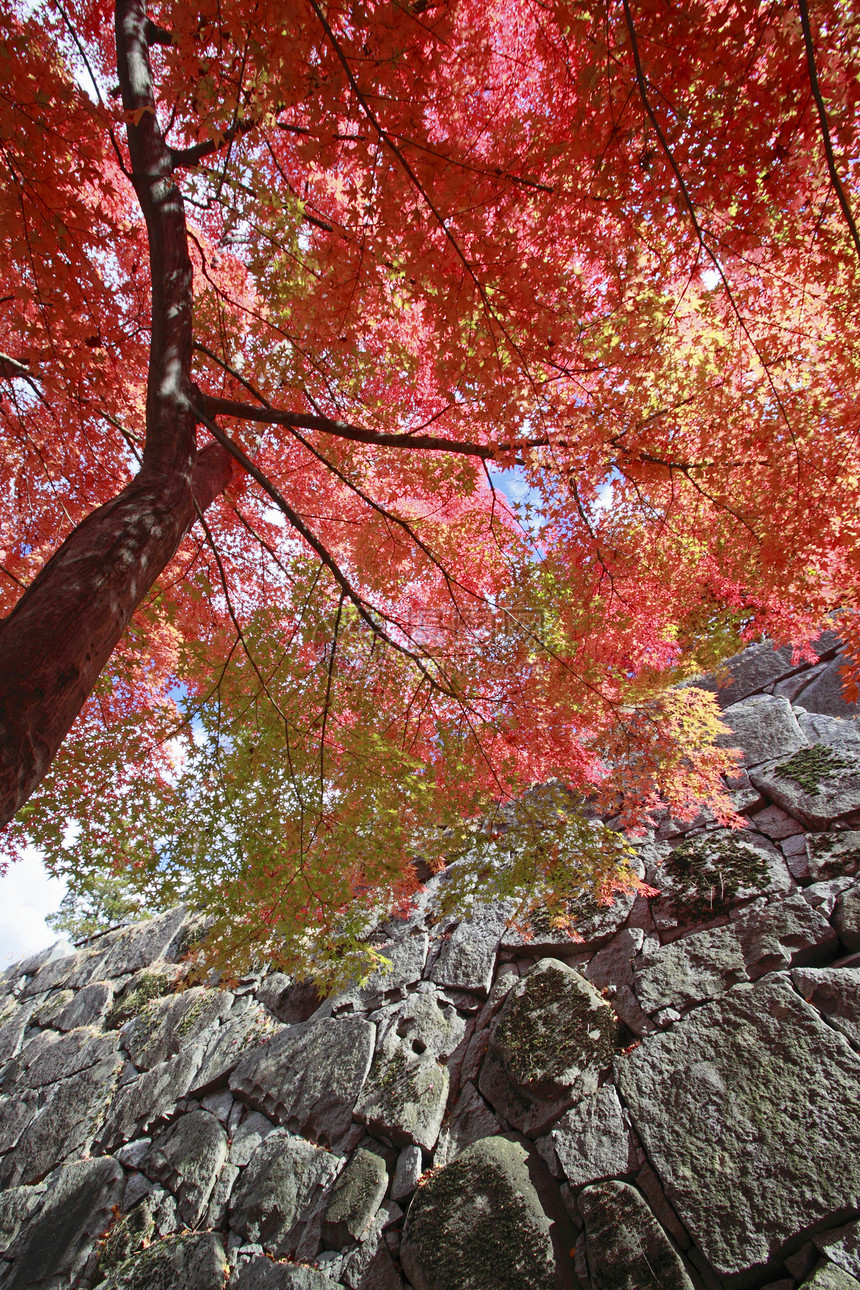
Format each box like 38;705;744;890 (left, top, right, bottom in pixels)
1;1156;123;1289
401;1135;576;1290
321;1145;388;1248
141;1108;228;1226
649;830;792;931
751;745;860;830
429;902;513;994
97;1231;227;1290
615;976;860;1285
578;1179;694;1290
229;1128;340;1255
122;986;234;1070
230;1016;375;1148
1;1053;122;1186
717;695;807;768
539;1085;636;1188
479;959;618;1134
99;1041;205;1148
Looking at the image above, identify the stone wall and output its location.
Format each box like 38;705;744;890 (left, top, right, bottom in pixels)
4;637;860;1290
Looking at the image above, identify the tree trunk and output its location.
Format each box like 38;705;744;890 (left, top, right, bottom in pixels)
0;445;232;826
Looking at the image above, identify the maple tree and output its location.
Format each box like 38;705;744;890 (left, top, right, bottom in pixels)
1;0;859;976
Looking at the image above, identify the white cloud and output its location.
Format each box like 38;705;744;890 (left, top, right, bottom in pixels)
0;850;68;967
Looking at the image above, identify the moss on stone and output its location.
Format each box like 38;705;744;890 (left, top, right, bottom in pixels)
93;1200;154;1283
774;744;852;796
664;834;770;920
494;963;615;1085
406;1152;555;1290
106;970;175;1030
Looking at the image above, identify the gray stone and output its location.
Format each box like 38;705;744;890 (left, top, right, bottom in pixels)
540;1085;635;1188
718;695;807;768
53;981;113;1032
322;1146;388;1248
691;641;800;707
0;1090;38;1154
585;927;645;992
815;1221;860;1279
796;656;860;719
373;990;467;1061
202;1087;235;1122
804;876;854;917
391;1145;423;1201
105;962;186;1029
806;832;860;882
834;884;860;949
751;744;860;830
122;985;234;1070
99;1041;205;1148
797;710;860;750
615;976;860;1282
0;1182;46;1252
191;1001;275;1092
800;1263;860;1290
792;967;860;1046
0;1002;33;1066
232;1257;335;1289
18;939;77;978
1;1052;122;1186
337;1201;403;1288
116;1136;152;1167
649;830;792;931
93;1195;156;1279
578;1180;694;1290
141;1108;228;1225
748;804;805;841
78;906;190;984
400;1135;575;1290
97;1231;227;1290
256;974;322;1025
428;902;512;994
2;1024;119;1093
20;948;82;998
230;1017;375;1149
331;935;429;1013
230;1109;278;1166
229;1128;341;1255
732;893;837;976
634;923;748;1014
1;1156;123;1289
478;959;618;1134
433;1081;501;1169
354;1037;449;1152
205;1160;240;1226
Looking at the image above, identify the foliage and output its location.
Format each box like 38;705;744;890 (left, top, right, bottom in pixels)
2;0;860;975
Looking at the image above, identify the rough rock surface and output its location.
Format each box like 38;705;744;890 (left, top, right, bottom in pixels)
5;638;860;1290
230;1017;375;1147
616;975;860;1282
478;958;617;1133
400;1135;573;1290
579;1179;695;1289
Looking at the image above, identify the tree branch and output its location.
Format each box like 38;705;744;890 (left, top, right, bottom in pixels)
194;389;543;461
170;117;257;169
797;0;860;267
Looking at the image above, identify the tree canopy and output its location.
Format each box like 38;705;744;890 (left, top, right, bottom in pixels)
1;0;859;978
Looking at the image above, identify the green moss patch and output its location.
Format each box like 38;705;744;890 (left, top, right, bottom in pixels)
93;1200;155;1284
664;833;771;921
494;962;616;1085
774;744;853;796
405;1151;555;1290
105;969;176;1030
